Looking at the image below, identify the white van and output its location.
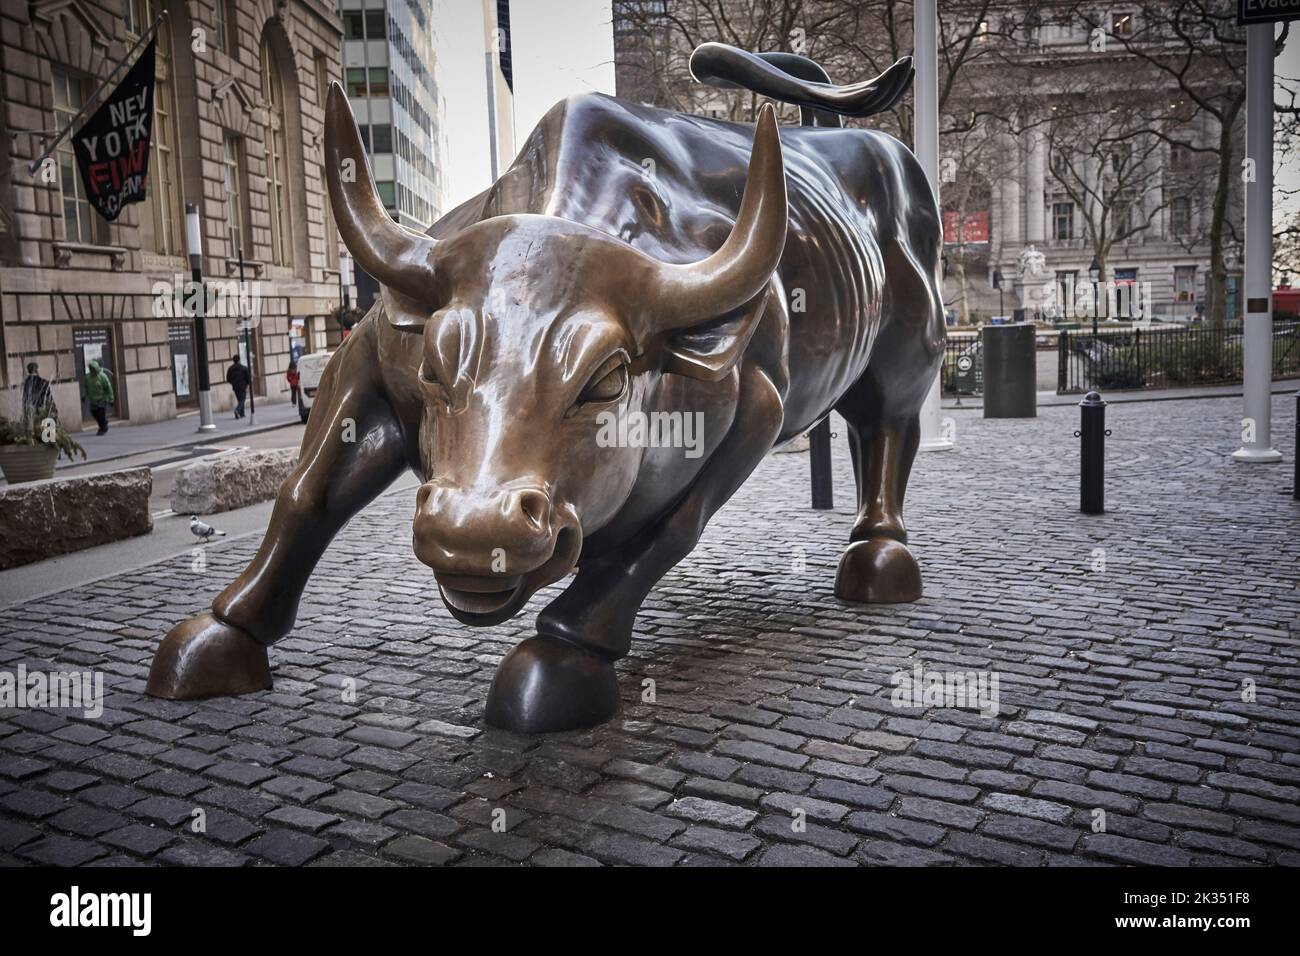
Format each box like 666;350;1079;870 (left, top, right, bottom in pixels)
296;351;333;424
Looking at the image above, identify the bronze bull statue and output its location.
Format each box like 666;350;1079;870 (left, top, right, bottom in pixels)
147;45;944;734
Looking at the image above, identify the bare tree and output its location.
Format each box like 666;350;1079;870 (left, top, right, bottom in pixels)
1064;1;1264;326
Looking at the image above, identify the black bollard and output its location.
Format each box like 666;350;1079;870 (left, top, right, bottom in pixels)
810;417;833;510
1294;390;1299;502
1077;391;1108;514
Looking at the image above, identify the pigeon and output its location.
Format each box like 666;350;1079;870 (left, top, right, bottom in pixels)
190;516;226;541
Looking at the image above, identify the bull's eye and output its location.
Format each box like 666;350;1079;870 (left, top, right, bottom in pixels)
578;359;628;405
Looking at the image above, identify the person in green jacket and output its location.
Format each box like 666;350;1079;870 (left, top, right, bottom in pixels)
81;359;115;434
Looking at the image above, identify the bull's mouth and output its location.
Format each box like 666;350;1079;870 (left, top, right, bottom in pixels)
435;573;528;625
429;526;583;627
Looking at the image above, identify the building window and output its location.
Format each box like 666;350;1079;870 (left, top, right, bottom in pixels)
213;0;228;51
376;181;396;209
261;35;293;268
1112;12;1134;37
345;67;367;97
142;3;185;256
125;0;146;35
313;51;331;109
222;134;250;260
1170;196;1191;236
370;124;393;153
1174;266;1196;303
51;69;98;244
344;10;386;40
1052;201;1074;240
315;52;339;271
368;67;390;97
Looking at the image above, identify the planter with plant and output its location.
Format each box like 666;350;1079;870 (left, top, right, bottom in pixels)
332;304;366;332
0;405;86;484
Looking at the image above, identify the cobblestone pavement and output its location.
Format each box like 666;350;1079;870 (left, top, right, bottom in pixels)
2;393;1297;867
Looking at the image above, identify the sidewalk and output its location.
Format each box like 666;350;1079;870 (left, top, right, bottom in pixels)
944;377;1300;410
55;399;302;471
1;390;1296;867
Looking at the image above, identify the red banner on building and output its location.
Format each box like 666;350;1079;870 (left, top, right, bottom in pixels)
943;209;989;245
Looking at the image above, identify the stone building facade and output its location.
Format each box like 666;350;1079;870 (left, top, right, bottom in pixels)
611;0;1247;324
0;0;350;427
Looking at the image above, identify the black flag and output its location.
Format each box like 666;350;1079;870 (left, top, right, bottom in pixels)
72;39;156;223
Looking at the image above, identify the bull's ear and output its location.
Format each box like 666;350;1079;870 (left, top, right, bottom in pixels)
381;288;431;332
661;293;769;381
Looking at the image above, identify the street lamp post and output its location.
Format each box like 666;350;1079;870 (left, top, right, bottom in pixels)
914;0;952;452
1233;22;1281;462
1088;257;1101;338
185;203;216;432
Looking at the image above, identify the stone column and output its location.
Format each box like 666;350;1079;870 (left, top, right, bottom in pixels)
1000;133;1022;250
1025;124;1045;244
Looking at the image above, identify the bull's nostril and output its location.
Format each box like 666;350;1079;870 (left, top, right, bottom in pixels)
416;483;432;512
518;490;549;530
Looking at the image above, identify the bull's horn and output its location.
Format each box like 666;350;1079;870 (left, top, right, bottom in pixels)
645;102;787;327
324;82;439;299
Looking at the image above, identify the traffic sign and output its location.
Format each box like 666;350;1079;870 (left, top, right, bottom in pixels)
1238;0;1300;25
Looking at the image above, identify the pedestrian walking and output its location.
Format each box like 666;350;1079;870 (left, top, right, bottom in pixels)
21;362;54;416
287;360;301;406
80;359;114;434
226;356;252;419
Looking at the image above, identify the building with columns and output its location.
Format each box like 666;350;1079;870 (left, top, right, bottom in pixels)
968;12;1245;325
610;1;1246;325
0;0;350;428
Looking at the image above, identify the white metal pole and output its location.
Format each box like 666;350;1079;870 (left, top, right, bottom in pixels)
915;0;952;451
1233;23;1280;463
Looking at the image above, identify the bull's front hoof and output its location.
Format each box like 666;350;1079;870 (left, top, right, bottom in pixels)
484;635;618;734
834;538;922;604
145;612;272;700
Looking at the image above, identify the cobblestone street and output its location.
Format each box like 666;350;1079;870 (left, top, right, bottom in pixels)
1;392;1297;867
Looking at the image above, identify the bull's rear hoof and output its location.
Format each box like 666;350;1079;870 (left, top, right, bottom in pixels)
485;635;618;734
835;538;922;604
146;612;271;700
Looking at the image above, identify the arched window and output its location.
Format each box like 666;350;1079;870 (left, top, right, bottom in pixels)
138;0;184;255
260;34;292;267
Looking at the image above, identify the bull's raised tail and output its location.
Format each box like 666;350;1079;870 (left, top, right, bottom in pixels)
689;42;913;128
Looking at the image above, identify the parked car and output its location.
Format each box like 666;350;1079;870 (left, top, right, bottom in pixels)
296;351;333;424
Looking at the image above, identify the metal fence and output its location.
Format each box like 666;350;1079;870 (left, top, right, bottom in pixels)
941;334;982;396
1056;319;1300;394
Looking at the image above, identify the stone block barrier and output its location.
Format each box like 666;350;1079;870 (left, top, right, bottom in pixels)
0;467;152;569
170;447;298;516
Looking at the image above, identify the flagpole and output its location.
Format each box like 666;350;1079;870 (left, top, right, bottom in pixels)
26;9;168;175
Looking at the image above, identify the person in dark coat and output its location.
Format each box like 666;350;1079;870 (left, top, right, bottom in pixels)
21;362;54;416
226;357;252;419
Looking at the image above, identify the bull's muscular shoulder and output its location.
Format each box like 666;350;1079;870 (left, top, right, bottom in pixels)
425;92;935;260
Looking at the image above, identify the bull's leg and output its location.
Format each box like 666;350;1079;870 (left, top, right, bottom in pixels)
147;323;408;699
831;365;928;604
484;364;785;733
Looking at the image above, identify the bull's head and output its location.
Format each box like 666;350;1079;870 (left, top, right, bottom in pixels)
324;83;787;625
